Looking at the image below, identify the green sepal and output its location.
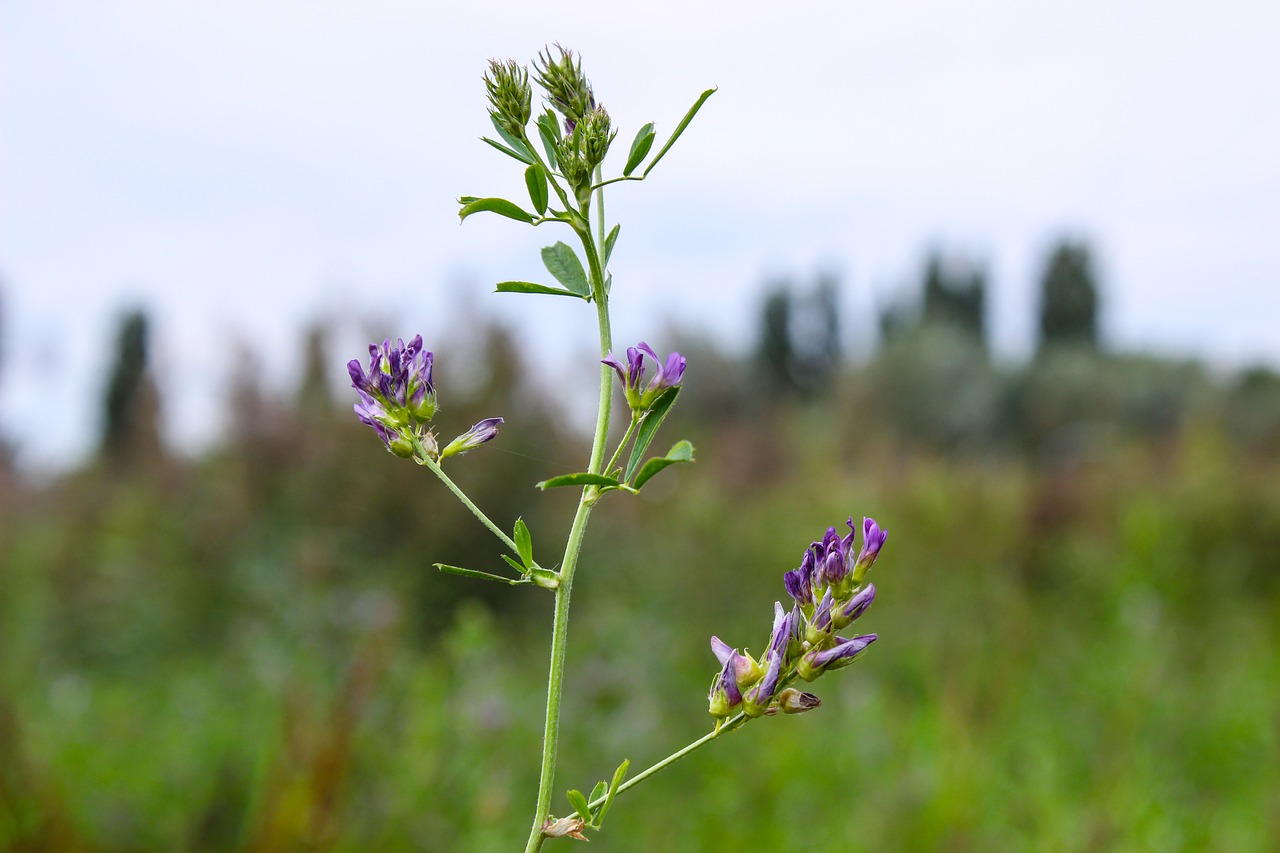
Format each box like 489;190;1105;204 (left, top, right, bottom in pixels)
480;136;534;166
434;563;528;585
541;242;591;297
567;789;592;822
513;518;534;568
623;122;656;176
536;472;622;490
458;197;534;223
624;386;681;482
604;224;621;267
525;163;549;215
631;440;695;490
495;281;586;299
644;88;717;177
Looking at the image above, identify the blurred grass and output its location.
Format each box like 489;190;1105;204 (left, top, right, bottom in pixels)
2;338;1279;851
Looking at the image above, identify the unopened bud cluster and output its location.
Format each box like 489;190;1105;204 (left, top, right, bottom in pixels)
348;335;502;462
483;46;617;209
708;517;887;720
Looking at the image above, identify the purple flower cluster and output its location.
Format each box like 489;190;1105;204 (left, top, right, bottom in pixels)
708;517;887;719
348;335;501;461
602;342;685;412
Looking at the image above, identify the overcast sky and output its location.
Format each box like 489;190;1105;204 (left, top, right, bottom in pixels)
3;0;1279;469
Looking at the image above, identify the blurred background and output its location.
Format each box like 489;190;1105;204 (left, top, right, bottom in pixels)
2;2;1279;850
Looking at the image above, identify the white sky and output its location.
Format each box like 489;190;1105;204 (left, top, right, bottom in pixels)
2;0;1279;469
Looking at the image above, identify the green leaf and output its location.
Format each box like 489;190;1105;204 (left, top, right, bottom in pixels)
434;563;527;585
459;197;534;224
541;242;591;297
458;196;480;204
593;759;629;828
480;136;534;165
500;554;528;576
567;789;592;822
622;122;656;176
588;781;608;804
604;224;621;267
514;518;533;568
536;472;622;490
524;164;548;215
624;387;680;482
536;110;561;169
495;281;586;299
631;440;695;490
489;115;535;160
644;88;717;177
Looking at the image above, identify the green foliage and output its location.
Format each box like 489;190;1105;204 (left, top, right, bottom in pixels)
2;314;1278;850
100;308;161;462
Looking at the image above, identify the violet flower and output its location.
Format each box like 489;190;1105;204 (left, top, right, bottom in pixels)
440;417;504;460
854;517;888;582
348;335;436;422
601;341;685;412
708;649;745;717
797;634;878;682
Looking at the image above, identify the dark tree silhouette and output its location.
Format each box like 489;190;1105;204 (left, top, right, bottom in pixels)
101;308;162;462
1037;240;1100;351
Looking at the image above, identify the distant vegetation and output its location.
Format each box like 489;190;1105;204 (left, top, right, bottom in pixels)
2;240;1278;850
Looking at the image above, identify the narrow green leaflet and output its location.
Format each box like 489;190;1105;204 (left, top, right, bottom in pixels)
588;781;608;803
622;122;656;176
631;440;695;490
489;114;535;160
458;197;534;223
495;281;585;299
536;472;622;490
592;759;630;829
624;386;680;482
566;789;592;822
536;111;561;169
643;88;717;177
604;224;621;267
541;242;591;297
524;163;548;215
500;554;529;575
481;136;534;165
514;518;534;568
435;563;528;585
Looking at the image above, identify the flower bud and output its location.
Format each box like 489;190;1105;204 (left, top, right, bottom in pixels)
533;45;594;126
708;650;744;717
580;105;615;168
484;59;533;138
440;417;503;460
797;634;877;681
776;688;822;714
853;517;888;584
831;583;876;631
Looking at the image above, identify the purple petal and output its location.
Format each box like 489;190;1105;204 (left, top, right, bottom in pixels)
710;636;734;667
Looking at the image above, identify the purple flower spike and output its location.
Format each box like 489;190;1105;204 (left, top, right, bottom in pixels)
440;417;503;460
349;334;437;449
601;341;685;412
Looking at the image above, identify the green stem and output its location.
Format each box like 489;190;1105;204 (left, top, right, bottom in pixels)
602;414;640;478
524;228;614;853
418;446;519;554
588;714;748;812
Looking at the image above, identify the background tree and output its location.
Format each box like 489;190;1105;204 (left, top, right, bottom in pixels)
754;274;843;399
100;308;162;464
1037;240;1100;352
920;250;988;347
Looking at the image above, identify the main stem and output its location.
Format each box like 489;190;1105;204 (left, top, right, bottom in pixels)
524;227;614;853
